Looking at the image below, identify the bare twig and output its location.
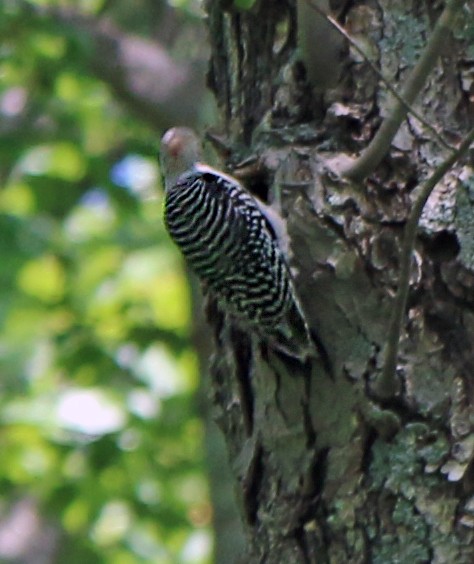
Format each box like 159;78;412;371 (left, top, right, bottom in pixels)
305;0;455;153
340;0;464;181
376;128;474;398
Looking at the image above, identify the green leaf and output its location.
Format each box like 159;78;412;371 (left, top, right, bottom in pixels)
17;254;66;303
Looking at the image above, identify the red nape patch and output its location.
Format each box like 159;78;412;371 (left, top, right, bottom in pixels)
169;139;183;158
162;130;183;158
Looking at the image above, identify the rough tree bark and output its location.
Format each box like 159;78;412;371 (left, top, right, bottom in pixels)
202;0;474;562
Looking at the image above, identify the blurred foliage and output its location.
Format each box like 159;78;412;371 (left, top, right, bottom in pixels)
0;0;211;562
233;0;257;10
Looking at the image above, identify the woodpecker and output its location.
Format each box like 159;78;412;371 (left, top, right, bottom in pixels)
160;127;316;361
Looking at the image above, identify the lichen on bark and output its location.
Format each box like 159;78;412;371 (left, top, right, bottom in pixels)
202;0;474;561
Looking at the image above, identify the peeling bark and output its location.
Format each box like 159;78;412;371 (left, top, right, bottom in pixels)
204;0;474;561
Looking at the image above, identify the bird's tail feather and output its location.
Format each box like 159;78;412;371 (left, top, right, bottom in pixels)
268;301;333;377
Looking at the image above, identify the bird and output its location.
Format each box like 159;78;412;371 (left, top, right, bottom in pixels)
159;126;321;362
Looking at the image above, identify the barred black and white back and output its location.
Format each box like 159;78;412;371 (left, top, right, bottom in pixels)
160;127;314;359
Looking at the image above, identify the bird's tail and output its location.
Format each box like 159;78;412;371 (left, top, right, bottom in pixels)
269;301;333;377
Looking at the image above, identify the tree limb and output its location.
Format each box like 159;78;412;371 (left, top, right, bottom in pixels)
304;0;455;153
377;127;474;398
16;1;207;129
341;0;464;181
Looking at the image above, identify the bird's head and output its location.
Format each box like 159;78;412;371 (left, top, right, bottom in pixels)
160;127;203;191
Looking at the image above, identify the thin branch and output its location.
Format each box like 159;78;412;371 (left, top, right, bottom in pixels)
305;0;455;153
376;128;474;398
12;0;206;129
341;0;464;181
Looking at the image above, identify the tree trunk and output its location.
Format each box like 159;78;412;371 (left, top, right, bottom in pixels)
204;0;474;562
